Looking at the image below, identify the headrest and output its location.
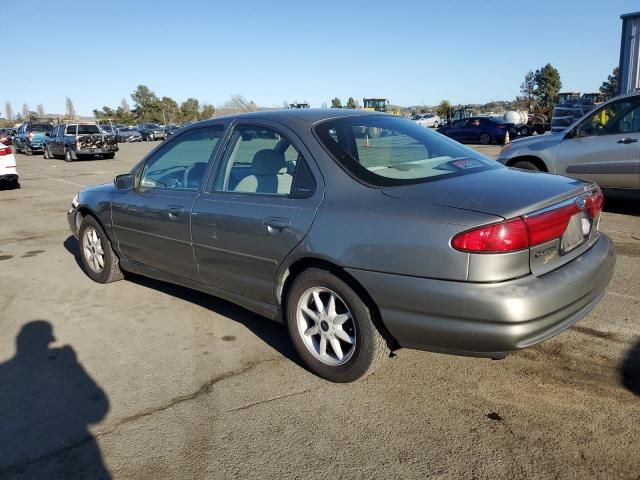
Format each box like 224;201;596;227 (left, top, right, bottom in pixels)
252;149;285;176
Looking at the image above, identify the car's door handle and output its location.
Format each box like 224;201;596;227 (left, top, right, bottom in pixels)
168;206;184;220
263;217;291;234
617;137;638;144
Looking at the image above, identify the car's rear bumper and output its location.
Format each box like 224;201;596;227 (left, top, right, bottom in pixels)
75;148;118;155
346;234;615;357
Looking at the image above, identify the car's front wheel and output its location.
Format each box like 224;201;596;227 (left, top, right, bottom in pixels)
511;160;541;171
286;268;389;382
78;215;124;283
43;146;51;159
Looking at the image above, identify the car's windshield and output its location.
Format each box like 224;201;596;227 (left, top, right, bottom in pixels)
315;116;499;186
77;125;101;134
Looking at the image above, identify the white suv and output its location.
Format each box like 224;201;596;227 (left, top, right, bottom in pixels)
0;143;19;189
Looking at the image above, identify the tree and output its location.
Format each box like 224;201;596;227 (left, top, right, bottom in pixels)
22;103;29;119
4;102;14;122
330;97;342;108
120;98;131;113
180;98;200;121
160;96;179;123
435;100;452;118
36;104;45;116
199;103;216;120
599;67;619;99
131;85;161;122
346;97;357;109
65;97;76;118
519;70;536;111
227;95;258;112
533;64;562;115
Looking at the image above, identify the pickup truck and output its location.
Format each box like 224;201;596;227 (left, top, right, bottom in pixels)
43;123;118;162
14;122;53;155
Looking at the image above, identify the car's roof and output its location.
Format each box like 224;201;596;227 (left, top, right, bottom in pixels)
204;108;388;126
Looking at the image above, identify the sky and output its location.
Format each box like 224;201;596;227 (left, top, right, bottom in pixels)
3;0;638;116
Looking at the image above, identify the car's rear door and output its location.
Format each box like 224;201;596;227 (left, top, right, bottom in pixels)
191;121;323;306
111;125;224;281
556;96;640;188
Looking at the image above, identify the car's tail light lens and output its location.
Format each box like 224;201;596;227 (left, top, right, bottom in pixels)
453;190;604;253
0;145;12;156
452;218;530;252
585;189;604;219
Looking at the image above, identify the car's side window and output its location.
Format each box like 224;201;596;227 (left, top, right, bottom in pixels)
66;125;77;135
214;125;307;196
578;98;640;137
139;126;223;190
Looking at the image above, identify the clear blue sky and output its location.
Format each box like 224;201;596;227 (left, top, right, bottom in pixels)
4;0;638;115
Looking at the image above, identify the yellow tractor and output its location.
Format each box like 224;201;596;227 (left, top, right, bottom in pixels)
362;98;401;116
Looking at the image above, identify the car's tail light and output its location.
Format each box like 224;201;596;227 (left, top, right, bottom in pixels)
0;145;11;156
452;218;530;253
453;190;604;253
585;189;604;219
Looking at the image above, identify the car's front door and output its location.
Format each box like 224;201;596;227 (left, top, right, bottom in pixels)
51;126;63;155
111;125;224;281
191;123;323;306
555;96;640;188
447;120;469;141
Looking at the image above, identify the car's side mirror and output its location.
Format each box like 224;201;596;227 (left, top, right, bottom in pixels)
114;173;135;190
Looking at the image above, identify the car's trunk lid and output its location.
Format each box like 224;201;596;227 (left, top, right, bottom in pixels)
382;167;593;219
383;167;601;277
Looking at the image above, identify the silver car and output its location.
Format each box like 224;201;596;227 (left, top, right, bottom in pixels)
67;110;615;382
497;91;640;189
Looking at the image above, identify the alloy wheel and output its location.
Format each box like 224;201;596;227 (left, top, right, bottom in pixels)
296;287;357;366
83;226;105;273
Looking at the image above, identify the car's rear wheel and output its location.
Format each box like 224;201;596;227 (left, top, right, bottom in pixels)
65;148;73;162
43;146;51;159
286;268;389;382
78;215;124;283
433;121;439;128
479;132;492;145
511;160;540;171
519;125;531;136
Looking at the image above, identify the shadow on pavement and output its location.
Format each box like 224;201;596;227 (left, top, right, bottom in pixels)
0;321;111;479
63;235;305;371
621;339;640;397
603;189;640;217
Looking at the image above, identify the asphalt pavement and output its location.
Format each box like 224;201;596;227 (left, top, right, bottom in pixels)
0;141;639;480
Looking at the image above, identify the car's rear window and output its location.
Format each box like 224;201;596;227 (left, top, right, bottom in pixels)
314;115;500;186
28;124;52;132
77;125;101;134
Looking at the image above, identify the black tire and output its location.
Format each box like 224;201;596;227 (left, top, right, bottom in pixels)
103;153;115;159
25;147;32;156
64;148;73;162
479;132;492;145
78;215;124;283
43;146;51;159
519;125;531;136
286;268;389;382
511;160;540;171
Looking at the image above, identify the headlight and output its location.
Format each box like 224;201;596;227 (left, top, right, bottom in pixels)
71;193;80;208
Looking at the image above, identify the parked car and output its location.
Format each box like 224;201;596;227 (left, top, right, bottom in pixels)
0;128;14;145
0;142;18;189
164;124;180;137
437;116;516;145
138;123;166;141
67;110;614;382
497;91;640;189
13;122;53;155
44;123;118;161
116;127;143;143
412;113;441;128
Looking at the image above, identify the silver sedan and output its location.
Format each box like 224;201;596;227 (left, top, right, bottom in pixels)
497;91;640;189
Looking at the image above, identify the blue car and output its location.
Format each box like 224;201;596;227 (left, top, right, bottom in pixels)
437;117;516;145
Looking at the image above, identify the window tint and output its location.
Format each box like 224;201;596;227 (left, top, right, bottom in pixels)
77;125;101;134
214;126;300;196
139;126;222;190
579;98;640;137
315;116;498;187
66;125;77;135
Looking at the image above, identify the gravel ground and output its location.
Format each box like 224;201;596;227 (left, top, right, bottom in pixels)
0;141;638;480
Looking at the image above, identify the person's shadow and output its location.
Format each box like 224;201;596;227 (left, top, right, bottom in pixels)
0;321;111;479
